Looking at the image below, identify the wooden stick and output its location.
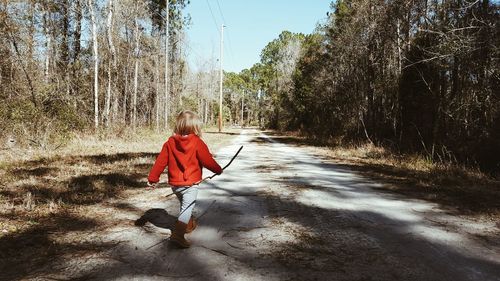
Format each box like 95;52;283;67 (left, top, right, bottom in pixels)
162;146;243;198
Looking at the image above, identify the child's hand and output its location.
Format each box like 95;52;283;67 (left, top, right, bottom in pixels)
147;181;157;189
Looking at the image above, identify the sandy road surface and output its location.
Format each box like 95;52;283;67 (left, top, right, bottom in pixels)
28;129;500;281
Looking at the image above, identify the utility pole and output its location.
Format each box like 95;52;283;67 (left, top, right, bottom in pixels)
241;91;244;128
164;0;170;129
218;24;224;132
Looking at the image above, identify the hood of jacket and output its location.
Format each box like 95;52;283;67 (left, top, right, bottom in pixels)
169;134;198;180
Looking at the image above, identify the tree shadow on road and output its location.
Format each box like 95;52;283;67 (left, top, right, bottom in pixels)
258;132;500;216
257;190;500;281
0;151;159;280
64;186;500;281
0;213;110;280
306;160;500;215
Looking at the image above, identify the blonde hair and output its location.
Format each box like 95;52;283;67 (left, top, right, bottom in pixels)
174;110;202;136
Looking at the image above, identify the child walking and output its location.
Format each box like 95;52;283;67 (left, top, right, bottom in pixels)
147;110;222;248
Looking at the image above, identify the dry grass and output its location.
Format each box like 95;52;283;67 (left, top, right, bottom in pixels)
0;126;240;238
325;143;493;186
0;126;240;279
326;144;492;186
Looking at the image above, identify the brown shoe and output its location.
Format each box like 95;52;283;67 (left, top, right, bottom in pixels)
170;221;190;248
186;216;197;234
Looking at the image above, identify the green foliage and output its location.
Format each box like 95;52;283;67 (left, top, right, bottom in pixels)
248;0;500;172
257;31;307;128
149;0;191;32
0;97;84;147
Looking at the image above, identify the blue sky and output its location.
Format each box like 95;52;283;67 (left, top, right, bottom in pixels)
184;0;332;73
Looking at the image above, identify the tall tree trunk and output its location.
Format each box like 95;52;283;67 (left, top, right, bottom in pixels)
132;17;141;129
123;26;131;124
155;51;160;131
164;0;170;129
204;99;209;124
43;8;51;83
28;1;35;74
105;0;116;127
88;0;99;129
73;0;82;63
123;61;129;124
61;0;71;97
72;0;82;104
241;92;244;127
60;0;70;67
396;19;402;75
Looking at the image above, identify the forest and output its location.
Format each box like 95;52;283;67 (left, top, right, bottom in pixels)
1;1;500;279
228;0;500;173
1;0;499;172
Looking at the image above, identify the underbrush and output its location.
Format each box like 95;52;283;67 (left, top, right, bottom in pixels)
326;143;494;187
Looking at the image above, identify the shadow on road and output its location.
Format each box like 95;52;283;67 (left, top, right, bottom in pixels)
1;132;499;280
0;151;158;280
259;131;500;216
134;208;177;230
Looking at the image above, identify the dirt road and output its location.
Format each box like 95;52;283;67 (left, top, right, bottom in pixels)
28;129;500;280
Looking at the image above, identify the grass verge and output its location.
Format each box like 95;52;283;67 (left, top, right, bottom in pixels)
263;131;500;218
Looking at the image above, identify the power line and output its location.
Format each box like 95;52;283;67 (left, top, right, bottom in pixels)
205;0;221;35
214;0;236;71
185;42;205;61
215;0;226;24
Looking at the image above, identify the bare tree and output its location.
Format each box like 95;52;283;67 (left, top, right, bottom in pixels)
105;0;116;127
164;0;170;129
132;13;141;129
88;0;99;129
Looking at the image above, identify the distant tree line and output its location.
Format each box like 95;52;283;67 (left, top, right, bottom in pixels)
230;0;499;172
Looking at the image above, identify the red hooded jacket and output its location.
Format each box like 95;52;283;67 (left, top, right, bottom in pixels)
148;134;222;186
